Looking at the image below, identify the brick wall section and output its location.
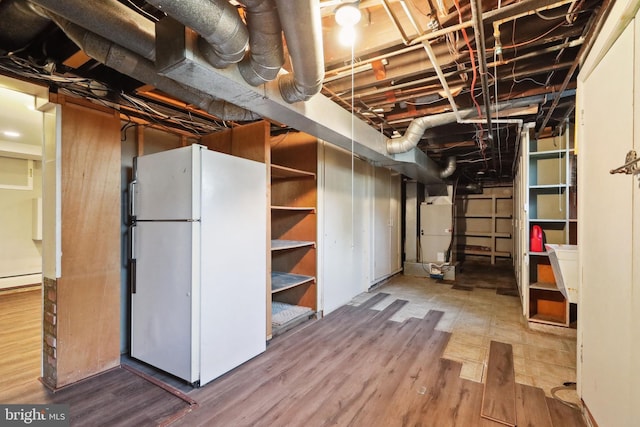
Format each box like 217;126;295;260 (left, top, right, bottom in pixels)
42;276;57;387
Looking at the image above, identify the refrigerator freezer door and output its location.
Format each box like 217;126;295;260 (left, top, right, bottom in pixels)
134;145;201;221
131;220;200;383
199;150;267;385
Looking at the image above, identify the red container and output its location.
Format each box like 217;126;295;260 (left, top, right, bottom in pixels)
531;225;544;252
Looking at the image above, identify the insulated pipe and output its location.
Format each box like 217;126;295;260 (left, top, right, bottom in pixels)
238;0;284;86
146;0;248;68
29;0;156;61
386;95;549;154
387;111;469;154
0;0;51;52
274;0;325;103
50;15;260;122
439;156;457;178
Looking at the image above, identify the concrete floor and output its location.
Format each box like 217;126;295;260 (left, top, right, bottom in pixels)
348;263;580;406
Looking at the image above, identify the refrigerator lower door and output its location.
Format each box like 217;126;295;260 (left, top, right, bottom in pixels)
131;221;200;383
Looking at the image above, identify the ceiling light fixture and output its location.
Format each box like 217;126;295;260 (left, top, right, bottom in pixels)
335;1;361;46
3;130;21;138
335;1;361;27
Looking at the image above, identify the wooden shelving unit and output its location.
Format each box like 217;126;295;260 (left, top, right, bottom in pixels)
455;188;513;264
201;123;319;339
524;132;577;327
269;132;318;336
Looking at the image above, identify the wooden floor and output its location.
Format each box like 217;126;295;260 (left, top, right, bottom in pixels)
1;288;586;427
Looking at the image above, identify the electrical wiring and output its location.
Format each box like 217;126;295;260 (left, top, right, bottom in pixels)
1;52;232;136
457;157;494;164
452;0;483;122
125;0;160;22
512;75;548;86
121;92;222;135
496;21;567;51
535;7;592;21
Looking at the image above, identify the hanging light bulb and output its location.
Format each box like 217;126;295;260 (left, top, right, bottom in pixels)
339;25;357;47
335;2;361;27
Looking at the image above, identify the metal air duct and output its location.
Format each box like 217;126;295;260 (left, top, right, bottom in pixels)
0;0;51;53
385;95;551;154
439;156;456;178
51;15;260;122
30;0;156;60
274;0;325;102
238;0;284;86
145;0;249;68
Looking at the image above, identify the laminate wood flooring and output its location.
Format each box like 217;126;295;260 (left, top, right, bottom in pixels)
0;288;41;397
481;341;517;425
1;286;586;427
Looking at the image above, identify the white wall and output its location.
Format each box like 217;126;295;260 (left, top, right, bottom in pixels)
577;3;640;425
0;160;42;287
318;141;401;314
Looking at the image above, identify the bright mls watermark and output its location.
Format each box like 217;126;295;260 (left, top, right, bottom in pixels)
0;405;69;426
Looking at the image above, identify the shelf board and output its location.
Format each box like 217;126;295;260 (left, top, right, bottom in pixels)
456;194;513;200
529;149;567;159
529;184;567;190
271;164;316;179
529;282;561;291
529;218;567;223
461;249;511;257
271;301;314;331
271;239;315;251
271;205;316;213
529;251;549;256
457;213;512;219
457;231;511;238
528;314;568;326
271;271;315;293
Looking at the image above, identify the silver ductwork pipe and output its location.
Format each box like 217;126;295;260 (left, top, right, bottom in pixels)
29;0;156;61
238;0;284;86
146;0;249;68
274;0;324;103
386;94;549;154
387;111;469;154
50;15;260;122
439;156;456;178
0;0;51;52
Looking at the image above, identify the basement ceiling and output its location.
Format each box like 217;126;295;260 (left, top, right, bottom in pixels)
0;0;610;186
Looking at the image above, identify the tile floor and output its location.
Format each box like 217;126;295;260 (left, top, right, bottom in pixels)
348;273;581;406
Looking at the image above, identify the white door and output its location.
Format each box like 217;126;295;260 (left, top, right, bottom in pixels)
131;220;199;383
579;21;635;426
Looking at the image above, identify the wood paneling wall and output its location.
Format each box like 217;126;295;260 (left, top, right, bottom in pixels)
43;97;121;388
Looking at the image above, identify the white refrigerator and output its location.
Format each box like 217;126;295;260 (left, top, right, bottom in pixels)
130;144;266;387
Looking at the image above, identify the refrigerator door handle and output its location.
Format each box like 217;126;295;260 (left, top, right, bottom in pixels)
130;225;137;294
131;259;137;294
129;180;137;220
